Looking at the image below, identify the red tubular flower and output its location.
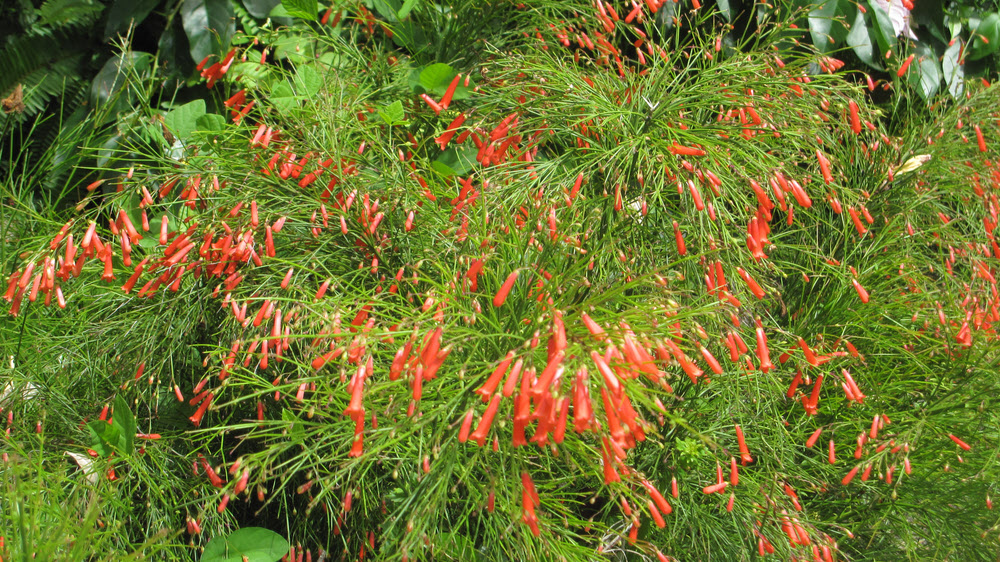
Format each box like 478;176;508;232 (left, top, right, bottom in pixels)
736;424;753;464
948;433;972;451
493;269;519;307
469;394;501;446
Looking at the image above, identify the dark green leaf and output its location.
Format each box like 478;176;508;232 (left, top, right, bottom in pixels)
847;9;881;70
372;0;401;22
866;0;897;57
90;52;154;113
164;99;207;141
202;528;290;562
968;13;1000;61
432;144;477;176
112;396;135;455
181;0;236;64
280;0;317;20
808;0;840;53
87;421;113;457
104;0;160;39
716;0;733;23
242;0;281;18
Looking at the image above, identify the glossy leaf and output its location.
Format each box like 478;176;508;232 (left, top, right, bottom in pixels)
847;9;881;70
202;528;289;562
104;0;160;39
807;0;840;53
181;0;235;64
866;0;897;57
968;13;1000;61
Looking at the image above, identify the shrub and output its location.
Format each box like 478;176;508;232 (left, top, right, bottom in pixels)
3;1;1000;560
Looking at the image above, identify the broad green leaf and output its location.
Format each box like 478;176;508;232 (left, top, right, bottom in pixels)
372;0;401;22
847;9;882;70
907;42;940;101
242;0;281;18
866;0;897;57
202;528;289;562
968;13;1000;61
104;0;160;39
293;65;322;97
432;145;477;176
280;0;317;20
270;81;296;114
164;100;207;141
942;40;964;99
420;63;455;92
112;396;135;455
808;0;840;53
379;100;407;125
90;52;154;112
416;64;475;100
196;113;227;132
716;0;733;22
87;421;114;457
398;0;419;19
181;0;236;64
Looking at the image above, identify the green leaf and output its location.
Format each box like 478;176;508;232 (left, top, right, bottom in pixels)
907;42;940;101
398;0;419;19
420;63;455;92
415;64;475;100
181;0;236;64
808;0;840;53
392;19;427;51
202;528;289;562
164;100;207;141
90;52;154;112
432;144;477;176
372;0;401;22
866;0;897;57
242;0;281;18
280;0;317;20
379;100;407;125
87;420;114;457
715;0;734;23
847;9;881;70
196;113;227;132
942;40;964;99
112;396;135;455
293;65;322;97
105;0;160;39
968;13;1000;61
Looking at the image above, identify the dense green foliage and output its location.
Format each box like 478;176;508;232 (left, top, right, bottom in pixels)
3;1;1000;561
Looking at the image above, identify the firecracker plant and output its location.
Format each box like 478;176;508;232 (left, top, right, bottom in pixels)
3;0;1000;560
